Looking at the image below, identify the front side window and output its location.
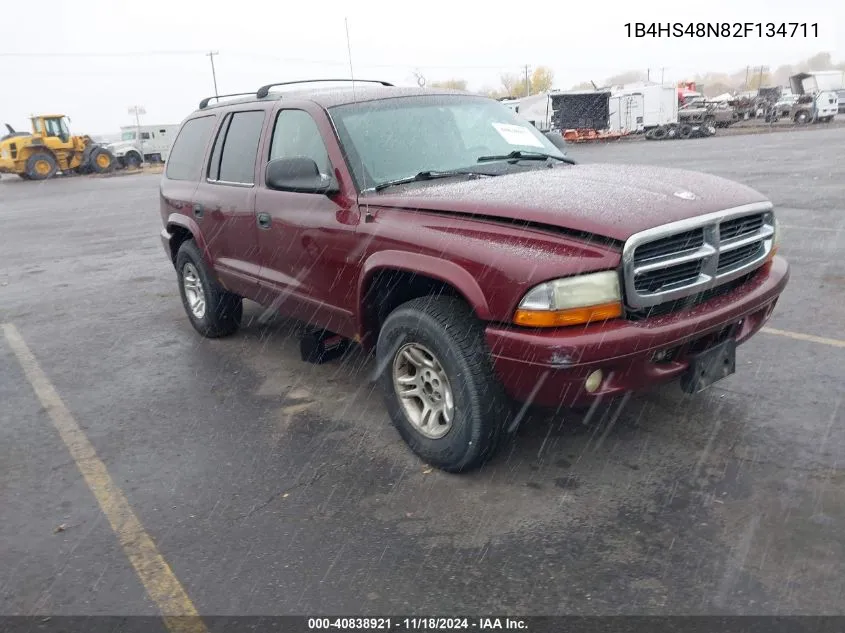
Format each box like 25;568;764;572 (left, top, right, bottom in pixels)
45;118;62;137
165;116;216;181
207;110;265;184
330;95;565;190
268;109;331;175
141;132;151;140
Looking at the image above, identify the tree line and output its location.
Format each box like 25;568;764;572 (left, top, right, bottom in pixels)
426;52;843;99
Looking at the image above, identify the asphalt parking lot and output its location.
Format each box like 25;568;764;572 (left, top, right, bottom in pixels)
2;126;844;619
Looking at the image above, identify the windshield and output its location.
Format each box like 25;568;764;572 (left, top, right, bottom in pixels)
329;95;566;190
121;131;136;141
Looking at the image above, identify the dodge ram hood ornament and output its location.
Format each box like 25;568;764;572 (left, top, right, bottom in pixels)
674;190;697;200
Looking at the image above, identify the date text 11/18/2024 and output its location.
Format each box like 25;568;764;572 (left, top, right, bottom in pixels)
307;617;528;630
625;22;819;38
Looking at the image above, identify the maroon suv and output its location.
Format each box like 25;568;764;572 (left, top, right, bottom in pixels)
159;80;789;472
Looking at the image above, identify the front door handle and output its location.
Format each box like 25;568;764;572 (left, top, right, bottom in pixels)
193;203;204;218
257;213;272;229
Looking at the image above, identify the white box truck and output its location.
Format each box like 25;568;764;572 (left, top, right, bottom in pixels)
107;124;179;167
608;83;678;132
608;93;645;133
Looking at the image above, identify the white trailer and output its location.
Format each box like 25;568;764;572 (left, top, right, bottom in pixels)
607;83;678;132
107;124;179;167
608;94;645;133
511;93;553;131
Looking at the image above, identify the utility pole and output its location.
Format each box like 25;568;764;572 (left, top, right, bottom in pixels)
757;65;768;90
744;65;750;90
524;64;530;97
206;51;219;97
127;105;146;165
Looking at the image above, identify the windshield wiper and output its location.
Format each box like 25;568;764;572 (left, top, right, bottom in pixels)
370;170;493;192
477;150;575;164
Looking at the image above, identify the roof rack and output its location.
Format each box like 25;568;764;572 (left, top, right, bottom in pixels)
255;79;394;99
199;93;256;110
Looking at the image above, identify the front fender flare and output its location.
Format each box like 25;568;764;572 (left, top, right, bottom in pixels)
358;250;492;329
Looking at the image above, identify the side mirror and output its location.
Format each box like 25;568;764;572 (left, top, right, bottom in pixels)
265;157;339;195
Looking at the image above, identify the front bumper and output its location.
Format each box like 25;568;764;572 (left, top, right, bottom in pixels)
485;256;789;407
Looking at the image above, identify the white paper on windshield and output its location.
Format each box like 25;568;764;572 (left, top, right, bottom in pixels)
491;122;544;148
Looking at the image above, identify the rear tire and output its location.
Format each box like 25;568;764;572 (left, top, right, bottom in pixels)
794;110;810;124
376;296;511;473
25;152;58;180
651;126;667;140
175;240;242;338
678;124;693;139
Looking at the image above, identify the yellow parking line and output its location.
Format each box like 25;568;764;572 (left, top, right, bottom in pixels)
761;326;845;348
2;323;207;633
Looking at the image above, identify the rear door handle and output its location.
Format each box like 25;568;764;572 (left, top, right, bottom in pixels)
193;203;204;218
257;213;271;229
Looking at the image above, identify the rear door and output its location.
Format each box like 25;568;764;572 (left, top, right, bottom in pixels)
160;114;218;251
192;108;267;300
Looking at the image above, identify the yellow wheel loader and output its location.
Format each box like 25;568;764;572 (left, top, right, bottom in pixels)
0;114;116;180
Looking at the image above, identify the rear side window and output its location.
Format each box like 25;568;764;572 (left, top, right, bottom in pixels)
165;116;216;181
208;111;265;185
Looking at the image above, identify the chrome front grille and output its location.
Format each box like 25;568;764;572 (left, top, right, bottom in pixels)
622;202;775;309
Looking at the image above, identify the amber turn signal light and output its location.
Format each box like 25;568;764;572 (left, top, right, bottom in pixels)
513;302;623;327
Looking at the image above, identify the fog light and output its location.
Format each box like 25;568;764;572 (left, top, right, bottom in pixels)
585;369;603;393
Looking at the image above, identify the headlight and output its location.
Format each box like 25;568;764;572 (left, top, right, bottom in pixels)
513;270;623;327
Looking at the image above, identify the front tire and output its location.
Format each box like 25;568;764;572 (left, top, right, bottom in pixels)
175;240;242;338
88;146;115;173
123;152;142;169
376;296;511;473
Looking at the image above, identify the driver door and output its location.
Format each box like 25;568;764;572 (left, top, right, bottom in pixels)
254;106;360;337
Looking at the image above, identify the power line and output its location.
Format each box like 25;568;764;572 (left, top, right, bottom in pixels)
0;50;209;58
0;48;532;73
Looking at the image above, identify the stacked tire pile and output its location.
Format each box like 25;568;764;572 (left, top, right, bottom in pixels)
645;123;717;141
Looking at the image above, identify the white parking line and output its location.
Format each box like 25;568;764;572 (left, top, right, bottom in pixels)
761;327;845;348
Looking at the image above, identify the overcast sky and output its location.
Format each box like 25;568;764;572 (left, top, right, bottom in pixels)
2;0;841;134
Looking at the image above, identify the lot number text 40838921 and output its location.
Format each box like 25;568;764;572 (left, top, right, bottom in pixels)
307;618;528;630
624;22;819;38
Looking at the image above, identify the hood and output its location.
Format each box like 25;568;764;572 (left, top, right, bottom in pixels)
365;163;769;242
107;141;138;152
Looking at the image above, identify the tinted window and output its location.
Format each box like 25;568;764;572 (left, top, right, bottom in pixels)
217;111;265;184
141;132;151;140
269;110;331;174
165;116;216;181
